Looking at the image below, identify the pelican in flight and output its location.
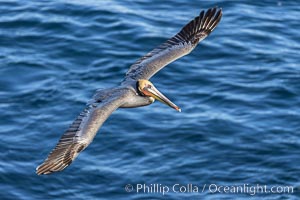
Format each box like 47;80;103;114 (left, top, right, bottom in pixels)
36;7;222;175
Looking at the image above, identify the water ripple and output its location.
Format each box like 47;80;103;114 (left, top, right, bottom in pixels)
1;1;299;199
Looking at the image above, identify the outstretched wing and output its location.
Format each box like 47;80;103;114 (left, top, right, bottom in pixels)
124;7;222;81
36;90;128;175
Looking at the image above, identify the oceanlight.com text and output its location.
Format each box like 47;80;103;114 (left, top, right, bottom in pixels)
124;183;294;196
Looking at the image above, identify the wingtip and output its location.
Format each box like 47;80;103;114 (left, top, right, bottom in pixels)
36;163;50;175
36;162;69;175
36;165;42;175
176;6;223;45
201;6;223;33
216;7;223;16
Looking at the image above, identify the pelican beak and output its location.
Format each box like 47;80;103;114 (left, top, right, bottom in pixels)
144;86;181;112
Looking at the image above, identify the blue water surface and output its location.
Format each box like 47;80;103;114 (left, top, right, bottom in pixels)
0;0;299;199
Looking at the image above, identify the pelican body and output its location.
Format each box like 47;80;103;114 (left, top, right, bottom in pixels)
37;7;222;175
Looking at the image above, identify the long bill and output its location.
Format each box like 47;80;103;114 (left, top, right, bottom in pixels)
144;86;181;112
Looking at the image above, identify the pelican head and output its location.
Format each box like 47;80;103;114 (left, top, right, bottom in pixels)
137;79;181;112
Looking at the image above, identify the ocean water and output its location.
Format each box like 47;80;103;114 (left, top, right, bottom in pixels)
1;0;299;199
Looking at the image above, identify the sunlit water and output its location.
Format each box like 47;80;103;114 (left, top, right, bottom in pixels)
1;0;299;199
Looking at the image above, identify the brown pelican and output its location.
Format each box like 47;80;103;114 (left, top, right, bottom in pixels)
36;7;222;175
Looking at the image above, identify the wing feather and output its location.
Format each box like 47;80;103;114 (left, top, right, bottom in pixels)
36;90;129;175
123;7;222;81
